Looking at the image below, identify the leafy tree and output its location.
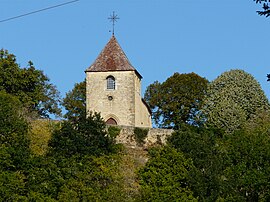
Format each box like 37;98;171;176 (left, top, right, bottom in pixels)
25;110;122;200
220;121;270;201
168;114;270;201
254;0;270;17
168;125;225;201
26;156;65;199
0;91;31;200
26;153;124;201
0;91;30;170
144;72;208;129
138;146;197;201
0;171;27;201
203;69;270;133
62;80;86;121
48;112;116;158
0;49;61;118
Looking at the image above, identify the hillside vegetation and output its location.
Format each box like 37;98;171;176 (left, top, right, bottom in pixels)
1;50;270;201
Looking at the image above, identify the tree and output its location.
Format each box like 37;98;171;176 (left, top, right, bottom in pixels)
144;73;208;129
26;152;124;201
0;91;31;200
62;80;86;121
220;120;270;201
203;69;270;133
168;125;225;201
0;49;61;118
138;146;197;201
48;112;116;158
167;120;270;201
254;0;270;17
26;113;122;201
0;91;30;170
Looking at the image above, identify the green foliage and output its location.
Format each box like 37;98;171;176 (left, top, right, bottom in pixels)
26;153;126;201
0;91;28;136
48;112;116;158
0;171;27;201
0;49;61;118
2;59;270;201
134;127;149;146
57;154;125;201
29;120;60;156
0;91;31;200
144;72;208;129
138;146;197;201
168;125;224;201
203;69;270;133
167;117;270;201
0;91;30;170
25;156;64;199
24;112;123;200
62;80;86;121
108;125;121;139
221;123;270;201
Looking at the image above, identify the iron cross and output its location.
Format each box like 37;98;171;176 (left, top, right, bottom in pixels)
108;11;119;35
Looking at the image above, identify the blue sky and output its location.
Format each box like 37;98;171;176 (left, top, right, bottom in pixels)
1;0;270;101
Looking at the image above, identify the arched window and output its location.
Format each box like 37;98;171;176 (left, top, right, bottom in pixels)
106;118;117;125
107;76;115;90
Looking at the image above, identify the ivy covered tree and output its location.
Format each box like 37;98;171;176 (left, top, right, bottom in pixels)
203;69;270;133
144;72;208;129
0;49;61;118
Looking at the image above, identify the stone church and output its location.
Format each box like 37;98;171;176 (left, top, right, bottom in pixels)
85;36;152;127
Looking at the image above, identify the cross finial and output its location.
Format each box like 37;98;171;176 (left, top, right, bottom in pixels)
108;11;119;36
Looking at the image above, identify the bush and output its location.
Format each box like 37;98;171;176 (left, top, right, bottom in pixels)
108;126;121;139
134;127;149;146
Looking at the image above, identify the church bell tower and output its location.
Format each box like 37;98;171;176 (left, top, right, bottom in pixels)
85;36;152;127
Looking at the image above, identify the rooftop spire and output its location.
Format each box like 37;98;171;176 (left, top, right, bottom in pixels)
108;11;119;36
85;36;142;78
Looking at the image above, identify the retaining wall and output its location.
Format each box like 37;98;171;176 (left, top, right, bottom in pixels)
113;125;174;148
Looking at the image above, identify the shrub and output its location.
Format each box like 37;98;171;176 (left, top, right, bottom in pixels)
134;127;149;146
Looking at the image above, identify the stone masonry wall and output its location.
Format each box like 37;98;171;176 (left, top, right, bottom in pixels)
86;71;135;126
114;126;174;148
86;70;152;127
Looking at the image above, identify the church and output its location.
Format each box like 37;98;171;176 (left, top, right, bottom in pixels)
85;35;152;128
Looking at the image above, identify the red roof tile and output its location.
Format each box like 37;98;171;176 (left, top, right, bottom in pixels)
85;36;142;78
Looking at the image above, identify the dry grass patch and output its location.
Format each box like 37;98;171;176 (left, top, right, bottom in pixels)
28;119;60;155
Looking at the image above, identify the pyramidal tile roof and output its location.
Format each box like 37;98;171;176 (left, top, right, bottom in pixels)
85;36;142;78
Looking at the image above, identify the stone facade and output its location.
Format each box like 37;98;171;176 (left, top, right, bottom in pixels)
114;126;174;148
85;36;152;127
